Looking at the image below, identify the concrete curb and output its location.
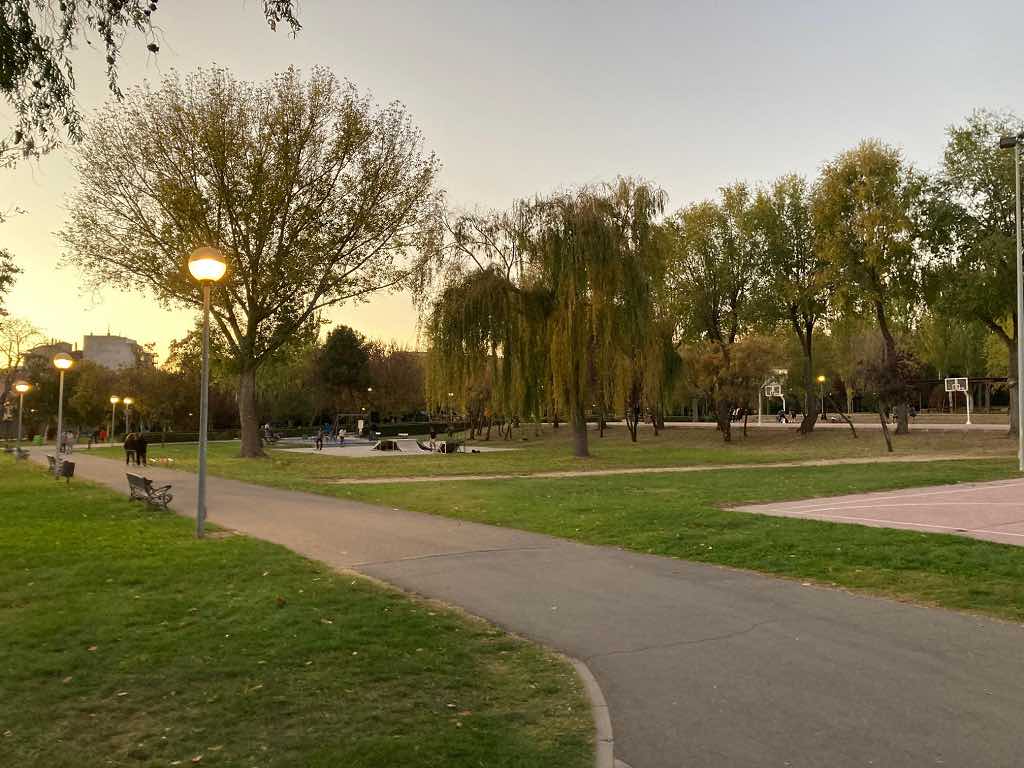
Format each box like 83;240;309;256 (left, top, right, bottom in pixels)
569;657;630;768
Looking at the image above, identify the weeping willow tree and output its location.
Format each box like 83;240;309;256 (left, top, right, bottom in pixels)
420;198;549;436
595;178;668;442
421;178;671;458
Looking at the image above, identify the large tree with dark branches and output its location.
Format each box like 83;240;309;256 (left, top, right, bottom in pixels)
61;66;441;456
0;0;300;165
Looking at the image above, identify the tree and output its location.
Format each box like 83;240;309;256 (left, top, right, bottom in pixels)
0;316;40;420
753;174;831;433
367;343;425;419
67;360;117;431
919;110;1023;434
0;250;19;315
813;140;922;438
62;66;441;456
315;325;372;418
666;183;765;441
0;0;300;165
601;178;668;443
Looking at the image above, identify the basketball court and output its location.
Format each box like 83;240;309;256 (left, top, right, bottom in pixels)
734;478;1024;546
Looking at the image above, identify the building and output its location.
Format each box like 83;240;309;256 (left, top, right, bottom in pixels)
26;334;154;370
82;334;154;369
25;340;82;365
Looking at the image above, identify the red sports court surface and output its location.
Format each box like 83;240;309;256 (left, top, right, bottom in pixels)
734;478;1024;546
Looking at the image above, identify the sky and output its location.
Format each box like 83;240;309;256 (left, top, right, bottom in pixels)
2;0;1020;362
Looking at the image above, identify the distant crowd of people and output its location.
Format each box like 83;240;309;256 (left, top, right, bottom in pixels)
313;425;349;451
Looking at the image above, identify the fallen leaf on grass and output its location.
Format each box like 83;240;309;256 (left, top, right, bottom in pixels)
87;645;98;652
62;676;73;684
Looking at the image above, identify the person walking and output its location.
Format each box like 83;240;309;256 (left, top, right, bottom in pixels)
135;432;148;466
124;432;137;465
315;428;324;451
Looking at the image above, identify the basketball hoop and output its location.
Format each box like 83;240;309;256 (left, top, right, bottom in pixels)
944;377;972;425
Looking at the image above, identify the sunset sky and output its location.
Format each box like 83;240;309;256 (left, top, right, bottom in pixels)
2;0;1019;362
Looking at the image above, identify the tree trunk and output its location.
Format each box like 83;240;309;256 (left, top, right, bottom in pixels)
716;400;732;443
895;402;910;435
626;402;639;442
878;403;893;453
826;395;858;438
571;400;589;458
238;367;265;458
795;314;819;435
799;364;819;434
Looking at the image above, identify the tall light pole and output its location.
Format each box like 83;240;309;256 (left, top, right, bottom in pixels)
14;381;30;457
1000;133;1024;472
123;396;134;434
53;353;74;463
188;246;228;538
816;374;826;418
109;395;120;442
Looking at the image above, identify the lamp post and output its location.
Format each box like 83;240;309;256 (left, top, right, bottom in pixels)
109;396;120;442
123;396;134;434
999;132;1024;472
14;381;30;458
188;246;228;538
816;374;827;419
53;353;74;464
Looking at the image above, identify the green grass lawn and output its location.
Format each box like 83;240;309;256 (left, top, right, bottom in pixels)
0;460;592;768
91;424;1016;483
333;460;1024;623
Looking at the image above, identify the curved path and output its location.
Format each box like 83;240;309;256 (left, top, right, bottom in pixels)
34;452;1024;768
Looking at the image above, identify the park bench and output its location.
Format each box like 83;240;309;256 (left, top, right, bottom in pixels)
127;473;173;509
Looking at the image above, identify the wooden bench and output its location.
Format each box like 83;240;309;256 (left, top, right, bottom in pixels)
127;473;173;509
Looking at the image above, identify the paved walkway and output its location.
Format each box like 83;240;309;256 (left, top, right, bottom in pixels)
30;452;1024;768
322;452;1000;485
735;477;1024;546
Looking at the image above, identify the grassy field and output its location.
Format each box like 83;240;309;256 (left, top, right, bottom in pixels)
0;460;592;768
337;460;1024;622
90;424;1016;483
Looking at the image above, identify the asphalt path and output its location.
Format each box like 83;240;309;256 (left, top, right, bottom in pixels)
30;451;1024;768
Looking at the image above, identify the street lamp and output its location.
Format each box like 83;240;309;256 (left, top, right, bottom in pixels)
109;396;120;442
1000;132;1024;472
53;352;74;464
123;396;134;434
816;374;827;418
14;381;30;458
188;246;227;538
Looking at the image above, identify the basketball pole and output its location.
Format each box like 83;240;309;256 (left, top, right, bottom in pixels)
1016;141;1024;472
